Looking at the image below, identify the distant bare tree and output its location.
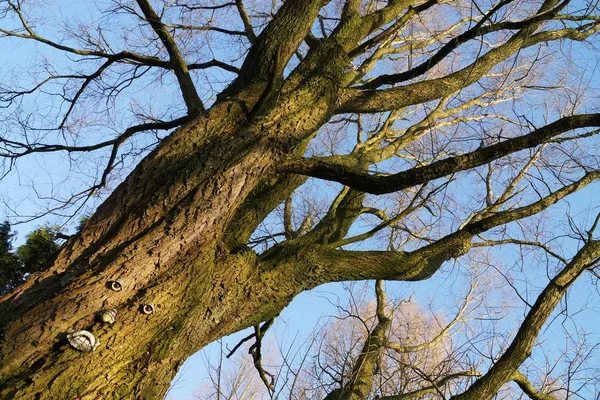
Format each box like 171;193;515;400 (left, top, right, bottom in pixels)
201;260;594;400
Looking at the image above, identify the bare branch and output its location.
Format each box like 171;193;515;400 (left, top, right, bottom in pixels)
512;370;560;400
339;16;600;113
451;232;600;400
135;0;204;115
0;117;189;158
361;0;564;89
377;370;482;400
281;114;600;195
235;0;256;44
249;319;276;395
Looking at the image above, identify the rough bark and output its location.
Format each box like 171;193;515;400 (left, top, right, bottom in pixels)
0;68;338;398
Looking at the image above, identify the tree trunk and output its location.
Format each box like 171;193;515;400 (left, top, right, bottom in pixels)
0;71;339;398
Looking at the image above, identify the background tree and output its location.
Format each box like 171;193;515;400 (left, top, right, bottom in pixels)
0;0;600;399
0;221;20;293
194;265;588;399
15;225;61;276
193;341;267;400
0;222;63;293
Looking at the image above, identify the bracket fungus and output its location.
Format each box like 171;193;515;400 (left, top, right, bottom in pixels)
67;330;99;352
140;304;154;315
97;308;117;324
109;280;123;291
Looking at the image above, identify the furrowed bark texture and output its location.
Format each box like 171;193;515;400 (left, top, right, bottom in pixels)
0;48;344;398
0;1;352;394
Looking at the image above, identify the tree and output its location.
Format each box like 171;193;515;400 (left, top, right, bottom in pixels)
0;221;20;293
194;341;266;400
196;271;580;399
299;279;578;400
316;280;479;400
1;0;600;398
15;225;61;276
0;223;62;293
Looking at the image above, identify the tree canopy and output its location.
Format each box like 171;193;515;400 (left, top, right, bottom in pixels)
0;221;20;293
0;222;61;293
0;0;600;399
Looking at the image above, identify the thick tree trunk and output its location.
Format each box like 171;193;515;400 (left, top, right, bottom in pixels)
0;73;338;398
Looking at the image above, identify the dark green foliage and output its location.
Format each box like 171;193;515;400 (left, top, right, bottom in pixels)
0;222;62;294
76;215;91;233
16;226;61;275
0;221;22;294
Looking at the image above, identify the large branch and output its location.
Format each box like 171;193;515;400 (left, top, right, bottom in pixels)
511;371;560;400
321;279;479;400
228;0;329;91
234;0;256;44
282;191;600;400
279;168;600;285
301;187;366;246
338;34;533;112
135;0;204;115
450;237;600;400
280;114;600;195
357;0;428;41
329;0;425;54
361;0;563;89
322;280;391;400
346;0;438;59
222;173;307;250
338;11;599;113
